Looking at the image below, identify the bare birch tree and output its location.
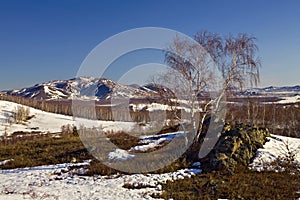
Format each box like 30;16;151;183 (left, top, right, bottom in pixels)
155;31;261;157
161;32;223;132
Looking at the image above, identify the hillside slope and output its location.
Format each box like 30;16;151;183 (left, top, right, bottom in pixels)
0;100;135;136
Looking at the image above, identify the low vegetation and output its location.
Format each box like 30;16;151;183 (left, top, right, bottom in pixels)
156;166;300;200
0;133;92;169
105;131;140;150
13;105;31;124
1;124;299;199
0;127;190;176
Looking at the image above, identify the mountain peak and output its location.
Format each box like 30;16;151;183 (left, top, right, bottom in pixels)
2;77;158;101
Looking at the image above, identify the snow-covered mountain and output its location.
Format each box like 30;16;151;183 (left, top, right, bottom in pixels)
240;85;300;95
237;85;300;104
3;77;300;104
3;77;158;101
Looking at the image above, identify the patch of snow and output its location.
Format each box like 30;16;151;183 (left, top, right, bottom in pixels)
277;95;300;104
1;161;91;174
130;131;185;152
0;161;201;199
44;86;68;99
129;102;196;113
130;138;167;151
130;103;169;112
130;137;168;152
108;149;135;161
250;134;300;172
192;162;201;168
0;159;14;166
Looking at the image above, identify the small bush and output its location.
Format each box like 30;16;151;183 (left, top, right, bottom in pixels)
12;106;31;124
61;124;79;137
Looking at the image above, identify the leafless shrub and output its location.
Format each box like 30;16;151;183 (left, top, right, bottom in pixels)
262;139;300;174
12;106;30;124
61;124;78;136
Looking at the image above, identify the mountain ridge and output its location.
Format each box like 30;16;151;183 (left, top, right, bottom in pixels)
240;85;300;95
2;77;160;101
2;77;300;101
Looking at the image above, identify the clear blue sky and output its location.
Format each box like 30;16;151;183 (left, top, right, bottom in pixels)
0;0;299;90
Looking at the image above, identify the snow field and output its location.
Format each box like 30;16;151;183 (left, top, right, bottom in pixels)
0;161;201;200
0;100;136;136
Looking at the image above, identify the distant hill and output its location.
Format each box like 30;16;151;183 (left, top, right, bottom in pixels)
2;77;300;104
240;85;300;96
3;77;159;101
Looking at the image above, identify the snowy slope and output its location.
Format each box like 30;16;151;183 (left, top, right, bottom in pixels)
0;100;136;136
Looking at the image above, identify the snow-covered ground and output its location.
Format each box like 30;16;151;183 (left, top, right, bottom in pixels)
0;161;201;200
0;131;299;199
250;134;300;171
277;95;300;104
108;149;135;161
1;100;300;199
0;100;136;136
130;102;196;113
130;132;185;152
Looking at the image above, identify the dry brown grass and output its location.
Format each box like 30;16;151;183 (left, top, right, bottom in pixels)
157;165;300;199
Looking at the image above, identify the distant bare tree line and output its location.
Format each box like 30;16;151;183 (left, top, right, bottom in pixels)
1;93;299;137
0;93;169;122
227;99;300;138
